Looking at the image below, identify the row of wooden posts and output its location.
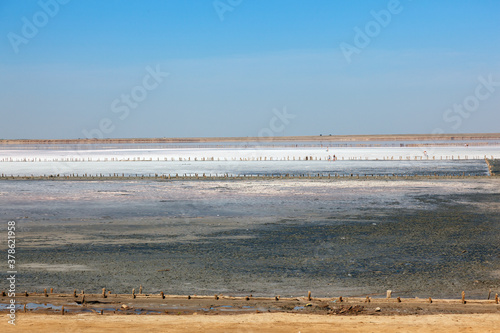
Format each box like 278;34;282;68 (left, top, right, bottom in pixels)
0;172;489;180
7;287;499;303
485;159;498;176
0;155;496;163
5;287;499;315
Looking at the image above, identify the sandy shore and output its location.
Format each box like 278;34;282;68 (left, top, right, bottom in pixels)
2;312;500;333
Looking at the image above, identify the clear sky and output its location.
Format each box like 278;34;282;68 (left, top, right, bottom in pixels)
1;0;499;139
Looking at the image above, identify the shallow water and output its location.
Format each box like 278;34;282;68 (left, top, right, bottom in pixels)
0;144;498;177
0;303;62;310
0;159;492;178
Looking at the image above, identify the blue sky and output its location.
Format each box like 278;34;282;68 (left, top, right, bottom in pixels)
1;0;499;139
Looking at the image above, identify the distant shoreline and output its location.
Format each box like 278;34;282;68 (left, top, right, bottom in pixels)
2;133;500;145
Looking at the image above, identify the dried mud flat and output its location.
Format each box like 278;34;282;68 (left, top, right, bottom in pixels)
2;178;499;298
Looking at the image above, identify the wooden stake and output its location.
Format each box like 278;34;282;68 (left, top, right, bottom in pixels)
160;291;165;299
139;285;143;294
495;293;498;304
61;306;64;315
44;288;48;297
428;297;433;304
461;291;466;304
50;288;53;294
386;290;392;298
339;296;343;303
23;304;26;312
102;288;107;298
132;288;136;299
397;297;401;303
308;291;312;301
487;289;491;300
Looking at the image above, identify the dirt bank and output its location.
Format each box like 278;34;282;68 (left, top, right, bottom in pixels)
2;312;500;333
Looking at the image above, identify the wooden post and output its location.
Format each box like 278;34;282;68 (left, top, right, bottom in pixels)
428;297;432;304
132;288;136;299
386;290;392;298
44;288;48;297
160;291;165;299
23;304;27;312
102;288;107;298
495;293;499;304
73;290;77;297
308;291;312;301
139;285;142;294
61;306;64;315
100;309;104;315
50;288;53;294
462;291;466;304
339;296;343;303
